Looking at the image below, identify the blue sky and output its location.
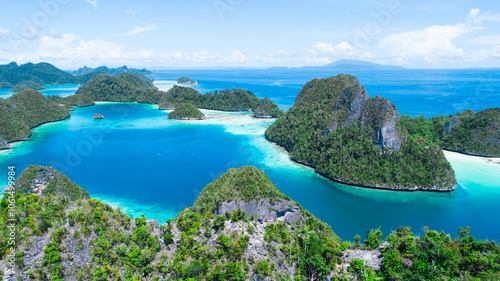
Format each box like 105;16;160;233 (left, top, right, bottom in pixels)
0;0;499;69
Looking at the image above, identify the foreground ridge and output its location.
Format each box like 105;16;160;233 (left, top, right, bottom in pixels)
1;165;499;280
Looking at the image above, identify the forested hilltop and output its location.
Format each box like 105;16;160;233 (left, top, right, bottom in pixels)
0;89;70;149
1;165;499;280
0;62;77;88
76;74;284;117
0;62;155;88
266;74;457;191
401;108;500;157
168;103;205;120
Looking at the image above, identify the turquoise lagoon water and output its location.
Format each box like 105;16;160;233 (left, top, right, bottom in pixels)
1;69;499;241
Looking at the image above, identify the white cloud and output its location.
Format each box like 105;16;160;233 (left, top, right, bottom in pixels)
85;0;98;9
9;33;157;68
0;26;12;38
229;50;246;63
122;22;158;36
379;24;466;63
125;9;137;16
468;8;482;23
467;8;500;24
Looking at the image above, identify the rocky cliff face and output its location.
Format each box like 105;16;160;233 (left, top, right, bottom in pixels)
322;87;405;152
265;74;457;191
360;96;405;151
216;198;302;225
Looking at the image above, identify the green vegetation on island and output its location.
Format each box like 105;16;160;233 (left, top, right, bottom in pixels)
168;103;205;120
158;100;175;110
254;97;284;118
76;73;159;103
71;65;153;76
177;76;197;85
401;108;500;157
265;74;457;191
0;62;77;86
191;166;293;214
13;165;90;201
11;80;45;92
48;94;95;108
161;86;282;115
72;65;154;84
2;165;499;280
0;89;70;148
0;81;13;88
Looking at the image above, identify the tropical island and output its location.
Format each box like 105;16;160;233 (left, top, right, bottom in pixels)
168;103;205;120
70;65;154;84
401;108;500;157
75;73;284;116
266;74;458;191
0;89;70;149
0;62;77;87
160;86;282;114
0;68;285;150
75;73;159;103
177;76;198;85
1;165;499;280
254;97;284;118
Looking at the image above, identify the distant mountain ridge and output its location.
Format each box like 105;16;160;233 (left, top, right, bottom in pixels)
70;65;152;76
322;59;406;70
269;59;405;70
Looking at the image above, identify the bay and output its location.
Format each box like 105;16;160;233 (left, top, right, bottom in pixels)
1;68;499;241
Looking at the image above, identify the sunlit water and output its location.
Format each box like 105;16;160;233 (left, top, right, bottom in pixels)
1;69;499;241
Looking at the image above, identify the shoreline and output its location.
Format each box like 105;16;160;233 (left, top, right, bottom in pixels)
264;135;457;193
1;115;71;150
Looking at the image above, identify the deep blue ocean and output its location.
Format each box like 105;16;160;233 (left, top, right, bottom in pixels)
1;68;499;241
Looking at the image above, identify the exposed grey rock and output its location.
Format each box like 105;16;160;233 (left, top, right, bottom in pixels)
323;84;369;137
443;117;460;134
343;86;369;126
169;116;205;120
360;96;405;151
341;241;389;273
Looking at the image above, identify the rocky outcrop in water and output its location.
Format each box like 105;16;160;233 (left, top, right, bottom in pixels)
0;138;11;150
